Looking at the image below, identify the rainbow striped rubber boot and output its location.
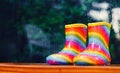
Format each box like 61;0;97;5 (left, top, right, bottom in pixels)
46;23;87;65
74;22;111;65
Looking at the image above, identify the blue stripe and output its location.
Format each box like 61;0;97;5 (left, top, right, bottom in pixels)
66;35;86;49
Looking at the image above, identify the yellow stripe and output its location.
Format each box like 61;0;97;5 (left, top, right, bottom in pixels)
52;54;72;62
88;22;111;29
74;55;97;64
65;23;87;28
89;32;109;49
63;47;80;54
66;31;86;43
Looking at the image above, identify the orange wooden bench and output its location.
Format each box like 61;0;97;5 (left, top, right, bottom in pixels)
0;63;120;73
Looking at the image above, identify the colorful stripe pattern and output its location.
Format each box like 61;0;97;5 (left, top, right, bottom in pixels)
74;22;111;65
46;23;87;65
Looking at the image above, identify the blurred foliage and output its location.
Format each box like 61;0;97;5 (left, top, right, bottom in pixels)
0;0;120;63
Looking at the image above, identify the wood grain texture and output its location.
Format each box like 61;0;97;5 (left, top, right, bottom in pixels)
0;63;120;73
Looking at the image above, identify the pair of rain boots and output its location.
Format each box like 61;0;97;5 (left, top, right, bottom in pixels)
46;22;111;65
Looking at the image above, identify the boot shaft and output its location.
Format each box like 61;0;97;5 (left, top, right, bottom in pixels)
65;24;87;52
88;22;111;49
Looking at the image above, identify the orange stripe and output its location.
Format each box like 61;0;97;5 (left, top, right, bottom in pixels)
66;27;87;37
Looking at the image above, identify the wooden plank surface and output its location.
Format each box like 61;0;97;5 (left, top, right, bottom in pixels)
0;63;120;73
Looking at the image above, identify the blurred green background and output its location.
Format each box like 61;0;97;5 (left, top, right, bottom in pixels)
0;0;120;64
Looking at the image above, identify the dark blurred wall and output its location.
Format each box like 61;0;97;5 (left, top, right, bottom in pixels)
0;0;27;62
